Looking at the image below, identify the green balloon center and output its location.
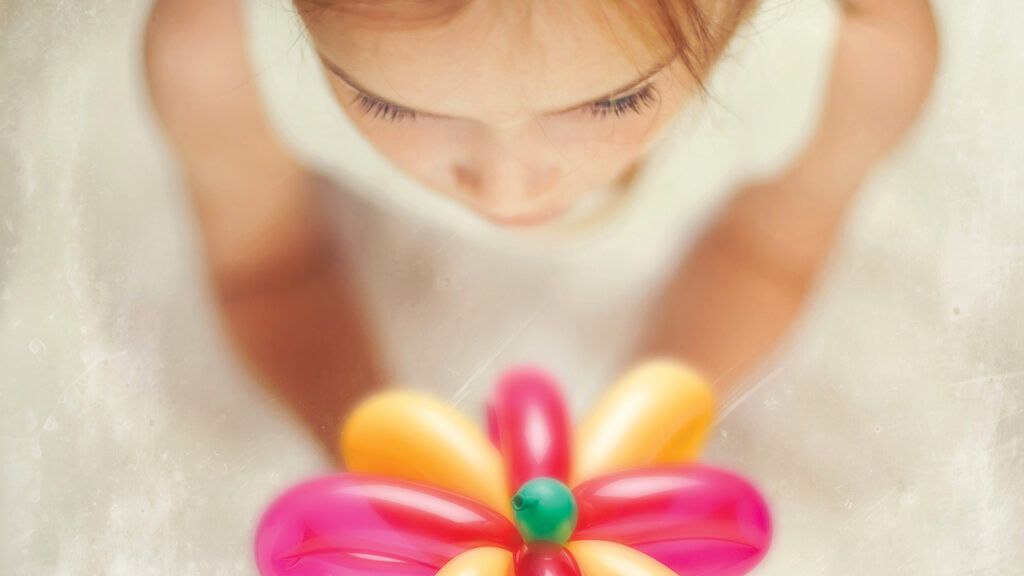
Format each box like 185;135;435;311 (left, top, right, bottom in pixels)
511;477;578;544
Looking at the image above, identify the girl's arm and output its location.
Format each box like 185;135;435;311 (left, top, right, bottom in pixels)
144;0;384;454
638;0;939;391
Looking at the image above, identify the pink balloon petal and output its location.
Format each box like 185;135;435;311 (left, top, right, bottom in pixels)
255;474;521;576
486;403;501;448
572;465;772;576
488;366;571;489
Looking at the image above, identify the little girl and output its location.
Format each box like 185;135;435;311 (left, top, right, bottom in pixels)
143;0;937;452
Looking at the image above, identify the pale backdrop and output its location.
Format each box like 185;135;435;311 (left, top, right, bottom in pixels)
1;1;1022;574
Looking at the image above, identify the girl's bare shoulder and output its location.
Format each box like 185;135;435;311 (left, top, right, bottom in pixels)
144;1;324;291
143;1;293;176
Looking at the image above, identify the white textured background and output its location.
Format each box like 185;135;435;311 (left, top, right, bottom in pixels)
2;1;1022;575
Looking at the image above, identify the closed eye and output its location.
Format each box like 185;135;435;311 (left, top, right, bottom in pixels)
352;92;418;122
584;84;660;119
351;84;662;124
323;52;673;124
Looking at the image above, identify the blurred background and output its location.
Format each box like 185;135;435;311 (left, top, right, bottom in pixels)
2;0;1022;574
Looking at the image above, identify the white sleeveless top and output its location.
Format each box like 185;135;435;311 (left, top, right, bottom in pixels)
243;0;839;417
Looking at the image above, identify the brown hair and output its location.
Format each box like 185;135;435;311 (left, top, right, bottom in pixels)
622;0;759;89
293;0;759;89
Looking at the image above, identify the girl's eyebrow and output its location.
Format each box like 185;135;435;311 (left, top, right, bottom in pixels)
318;54;673;119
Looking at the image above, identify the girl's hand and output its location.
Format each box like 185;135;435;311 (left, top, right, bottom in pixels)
637;166;856;391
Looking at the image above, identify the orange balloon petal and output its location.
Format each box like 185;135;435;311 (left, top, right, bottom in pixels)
436;547;513;576
571;360;714;485
341;390;511;516
567;541;677;576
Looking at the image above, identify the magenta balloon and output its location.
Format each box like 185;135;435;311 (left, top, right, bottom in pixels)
488;366;571;489
571;465;772;576
486;402;501;447
514;542;581;576
255;474;521;576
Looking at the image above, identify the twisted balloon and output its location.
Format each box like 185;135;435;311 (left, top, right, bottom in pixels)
255;360;772;576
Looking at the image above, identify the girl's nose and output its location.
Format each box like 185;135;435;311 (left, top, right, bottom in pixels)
452;145;559;210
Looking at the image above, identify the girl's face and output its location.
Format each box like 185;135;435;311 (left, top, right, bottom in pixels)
301;2;693;227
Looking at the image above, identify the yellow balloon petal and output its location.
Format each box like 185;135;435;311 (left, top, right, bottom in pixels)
571;360;715;485
341;390;511;516
436;547;513;576
568;541;677;576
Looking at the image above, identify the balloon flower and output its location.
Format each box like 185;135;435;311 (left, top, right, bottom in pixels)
255;361;772;576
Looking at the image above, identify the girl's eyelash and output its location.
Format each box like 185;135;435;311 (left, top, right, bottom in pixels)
587;85;659;118
351;84;659;122
352;92;417;122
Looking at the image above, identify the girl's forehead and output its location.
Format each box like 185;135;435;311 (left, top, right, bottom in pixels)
303;1;671;120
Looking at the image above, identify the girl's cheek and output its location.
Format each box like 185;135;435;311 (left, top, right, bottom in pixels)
327;82;451;165
537;114;666;174
346;115;466;193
